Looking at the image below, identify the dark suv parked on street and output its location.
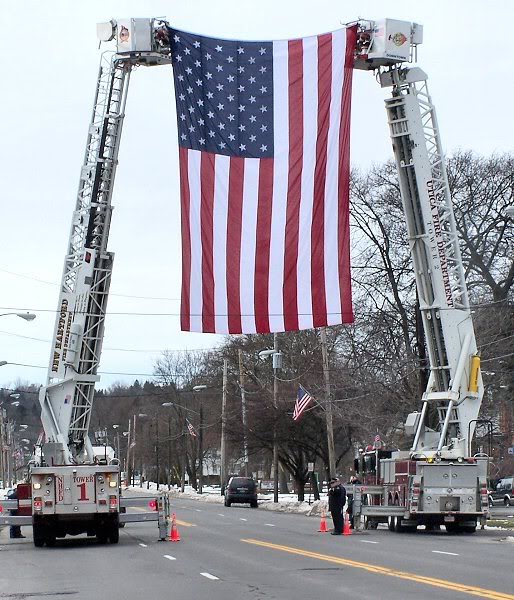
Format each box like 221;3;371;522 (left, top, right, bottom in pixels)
224;477;258;508
489;477;514;506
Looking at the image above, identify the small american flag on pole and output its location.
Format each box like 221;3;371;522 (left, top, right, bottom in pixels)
293;385;314;421
170;26;357;334
186;418;198;437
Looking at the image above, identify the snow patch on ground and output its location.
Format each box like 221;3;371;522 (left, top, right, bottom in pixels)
124;483;329;516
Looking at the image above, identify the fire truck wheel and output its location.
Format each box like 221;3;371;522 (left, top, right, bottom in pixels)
45;533;56;547
394;518;405;533
445;522;458;534
461;525;476;534
97;530;108;544
388;516;396;531
109;523;119;544
33;524;45;548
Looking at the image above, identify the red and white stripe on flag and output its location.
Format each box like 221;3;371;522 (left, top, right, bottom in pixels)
179;27;356;333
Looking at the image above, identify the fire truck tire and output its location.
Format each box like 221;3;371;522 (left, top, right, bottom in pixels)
108;524;119;544
97;529;108;544
461;525;476;534
388;516;396;531
43;524;56;547
394;518;405;533
33;524;45;547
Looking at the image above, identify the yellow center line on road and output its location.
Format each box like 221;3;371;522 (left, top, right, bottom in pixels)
175;519;196;527
241;539;514;600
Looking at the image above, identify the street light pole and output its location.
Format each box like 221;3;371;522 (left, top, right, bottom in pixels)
272;333;279;503
199;398;203;493
112;425;121;463
220;359;228;488
239;350;248;476
193;385;208;494
155;416;160;491
167;414;172;490
0;407;5;487
258;338;282;503
321;327;336;478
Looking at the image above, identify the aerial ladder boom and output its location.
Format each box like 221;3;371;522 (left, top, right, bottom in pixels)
38;19;172;466
355;20;483;460
351;20;488;533
15;21;174;547
383;67;483;458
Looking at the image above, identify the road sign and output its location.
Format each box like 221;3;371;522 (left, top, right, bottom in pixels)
308;462;314;472
508;447;514;455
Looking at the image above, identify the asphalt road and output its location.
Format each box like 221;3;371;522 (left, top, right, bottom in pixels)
1;496;514;600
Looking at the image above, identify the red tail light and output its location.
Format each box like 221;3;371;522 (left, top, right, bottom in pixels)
109;495;118;510
34;498;43;511
148;499;157;510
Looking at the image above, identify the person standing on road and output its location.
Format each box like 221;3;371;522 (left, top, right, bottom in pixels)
328;477;346;535
346;475;361;529
7;487;25;539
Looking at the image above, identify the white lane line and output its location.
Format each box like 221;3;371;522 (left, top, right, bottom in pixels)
218;513;225;517
201;572;219;580
432;550;459;556
264;523;275;527
240;518;248;521
163;555;177;561
139;543;148;548
360;540;378;544
195;509;202;512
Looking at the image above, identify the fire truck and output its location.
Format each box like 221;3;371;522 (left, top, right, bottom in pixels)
1;17;486;541
351;19;488;533
0;19;172;547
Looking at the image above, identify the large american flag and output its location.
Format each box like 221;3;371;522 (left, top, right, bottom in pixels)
171;26;356;334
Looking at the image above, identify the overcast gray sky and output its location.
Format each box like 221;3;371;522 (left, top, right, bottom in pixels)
1;0;512;390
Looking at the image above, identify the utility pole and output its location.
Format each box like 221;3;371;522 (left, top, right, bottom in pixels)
273;332;279;503
131;415;137;485
125;418;132;486
238;349;248;476
321;327;336;478
0;408;5;487
155;417;160;491
198;398;204;494
220;358;228;487
168;415;172;490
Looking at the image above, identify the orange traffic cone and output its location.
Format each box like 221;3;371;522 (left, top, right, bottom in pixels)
343;512;352;536
318;510;329;533
169;513;181;542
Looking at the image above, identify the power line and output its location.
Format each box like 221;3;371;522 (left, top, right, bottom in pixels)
0;329;223;354
0;268;181;302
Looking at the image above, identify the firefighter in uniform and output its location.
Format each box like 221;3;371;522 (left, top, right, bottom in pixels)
328;477;346;535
